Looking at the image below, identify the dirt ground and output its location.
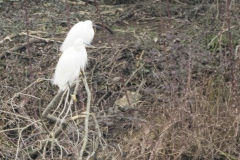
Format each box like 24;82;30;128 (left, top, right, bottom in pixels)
0;0;240;159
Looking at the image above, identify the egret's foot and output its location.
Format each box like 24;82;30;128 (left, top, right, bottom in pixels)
79;70;85;76
71;94;77;101
71;114;86;121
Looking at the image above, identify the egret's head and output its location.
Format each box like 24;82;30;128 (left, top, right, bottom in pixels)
84;20;93;27
74;38;84;45
74;38;95;49
73;38;85;50
84;20;100;29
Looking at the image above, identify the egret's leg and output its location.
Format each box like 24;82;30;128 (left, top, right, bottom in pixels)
71;70;85;102
69;81;78;101
68;70;85;106
80;69;85;77
68;82;72;94
68;83;77;101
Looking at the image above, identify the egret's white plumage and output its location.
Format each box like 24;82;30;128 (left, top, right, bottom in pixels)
53;38;87;91
60;20;94;52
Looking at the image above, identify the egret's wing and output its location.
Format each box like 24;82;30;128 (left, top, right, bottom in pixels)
60;22;94;52
53;48;81;90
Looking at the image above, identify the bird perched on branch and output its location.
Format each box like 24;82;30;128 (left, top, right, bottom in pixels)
53;38;93;91
60;20;95;52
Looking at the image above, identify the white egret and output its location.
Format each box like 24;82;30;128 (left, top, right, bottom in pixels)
53;38;93;91
60;20;95;52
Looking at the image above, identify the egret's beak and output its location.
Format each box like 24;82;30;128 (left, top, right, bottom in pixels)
83;42;95;48
93;24;102;29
